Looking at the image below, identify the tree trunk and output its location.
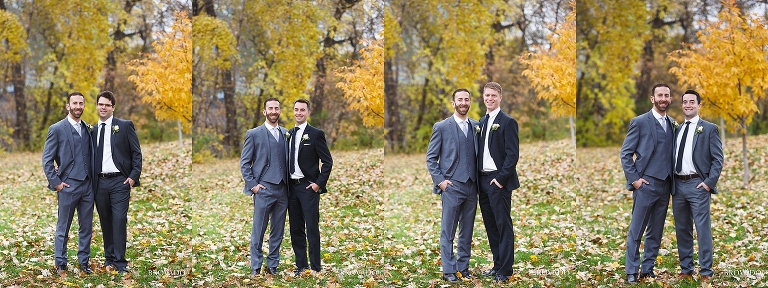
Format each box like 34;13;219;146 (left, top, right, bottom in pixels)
740;118;749;188
177;119;183;147
384;58;399;153
720;117;725;147
569;115;576;148
221;69;238;153
11;62;28;150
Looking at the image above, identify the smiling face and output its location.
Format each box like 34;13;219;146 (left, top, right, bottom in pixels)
97;96;115;121
293;102;309;125
263;100;281;125
681;93;700;120
483;87;501;112
452;90;471;117
651;86;671;114
66;95;85;121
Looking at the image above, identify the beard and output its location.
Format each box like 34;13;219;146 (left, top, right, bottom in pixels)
69;107;83;119
654;100;669;112
455;104;469;116
266;113;280;124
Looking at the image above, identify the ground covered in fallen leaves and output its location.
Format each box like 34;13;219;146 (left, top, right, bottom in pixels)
574;134;768;287
189;148;383;287
1;140;191;287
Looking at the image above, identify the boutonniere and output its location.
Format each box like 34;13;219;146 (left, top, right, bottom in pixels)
85;123;93;132
112;125;119;134
301;134;310;142
695;126;703;134
672;119;680;129
474;125;481;134
284;131;291;140
491;124;500;131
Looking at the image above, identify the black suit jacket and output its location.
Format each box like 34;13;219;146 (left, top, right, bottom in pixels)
92;118;143;187
291;124;333;194
478;110;520;191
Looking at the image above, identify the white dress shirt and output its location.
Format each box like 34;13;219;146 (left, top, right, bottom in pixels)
290;122;308;179
98;116;120;173
651;109;668;132
675;116;699;175
453;114;468;136
67;116;83;136
482;108;501;172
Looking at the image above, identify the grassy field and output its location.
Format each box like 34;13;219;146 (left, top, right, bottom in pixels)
0;140;191;287
188;148;383;287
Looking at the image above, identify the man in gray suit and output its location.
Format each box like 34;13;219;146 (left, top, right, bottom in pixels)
620;84;675;284
426;89;479;283
42;92;95;275
240;97;290;276
672;90;723;282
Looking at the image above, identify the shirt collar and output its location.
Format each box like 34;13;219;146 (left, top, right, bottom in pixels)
453;114;468;124
264;121;279;130
66;115;81;127
651;108;666;121
295;122;308;131
684;116;700;125
486;108;501;119
98;116;113;127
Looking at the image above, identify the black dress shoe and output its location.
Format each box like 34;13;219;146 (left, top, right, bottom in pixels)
481;269;497;277
626;274;639;284
266;267;278;275
80;265;93;275
442;273;459;282
56;265;68;274
251;268;261;276
639;271;656;279
293;267;309;277
495;274;511;282
458;269;474;279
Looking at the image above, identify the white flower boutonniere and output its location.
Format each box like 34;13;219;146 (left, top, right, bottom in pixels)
284;131;291;140
491;124;500;131
695;126;703;134
302;134;310;141
85;123;93;132
672;120;680;129
474;125;481;134
112;125;119;134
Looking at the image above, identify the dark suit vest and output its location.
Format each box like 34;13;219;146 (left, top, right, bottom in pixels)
70;127;91;181
644;121;673;181
452;123;477;183
261;133;286;185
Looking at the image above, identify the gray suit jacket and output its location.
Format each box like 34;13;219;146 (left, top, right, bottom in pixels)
42;117;95;191
240;124;289;195
674;119;724;194
620;111;672;191
426;116;479;194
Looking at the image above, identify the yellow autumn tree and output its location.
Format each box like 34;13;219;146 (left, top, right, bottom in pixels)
335;41;384;128
0;10;27;65
521;0;576;146
669;0;768;188
127;11;192;143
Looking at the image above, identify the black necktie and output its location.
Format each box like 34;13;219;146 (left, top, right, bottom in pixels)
675;121;691;173
289;127;298;174
95;123;106;174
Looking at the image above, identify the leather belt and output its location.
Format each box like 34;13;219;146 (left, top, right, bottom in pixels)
480;171;496;176
99;172;122;178
675;174;699;180
290;178;304;184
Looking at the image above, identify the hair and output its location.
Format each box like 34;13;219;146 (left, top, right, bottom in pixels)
683;89;702;104
452;88;471;101
97;90;116;106
651;83;670;96
294;99;311;110
67;92;84;103
263;97;280;109
483;82;502;96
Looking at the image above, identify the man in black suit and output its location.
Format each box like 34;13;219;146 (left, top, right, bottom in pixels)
288;99;333;276
476;82;520;282
92;90;142;273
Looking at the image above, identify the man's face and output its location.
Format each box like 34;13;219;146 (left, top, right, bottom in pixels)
97;97;115;120
483;88;501;112
294;102;309;124
452;91;471;116
263;100;281;124
681;93;700;119
66;95;85;120
651;86;671;113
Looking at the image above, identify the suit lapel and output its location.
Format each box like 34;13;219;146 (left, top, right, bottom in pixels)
448;118;460;158
298;125;310;154
692;121;701;154
260;125;270;163
646;112;658;147
66;119;76;157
